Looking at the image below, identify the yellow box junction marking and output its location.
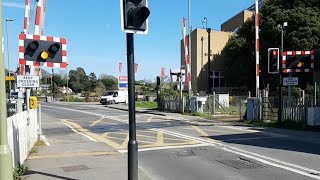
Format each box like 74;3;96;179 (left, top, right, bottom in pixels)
28;151;118;160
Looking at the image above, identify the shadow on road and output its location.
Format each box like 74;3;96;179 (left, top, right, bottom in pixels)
205;132;320;156
25;170;77;180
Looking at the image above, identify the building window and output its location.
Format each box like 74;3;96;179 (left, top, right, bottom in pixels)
213;71;225;88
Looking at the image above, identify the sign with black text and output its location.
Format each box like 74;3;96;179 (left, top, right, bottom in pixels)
17;75;40;88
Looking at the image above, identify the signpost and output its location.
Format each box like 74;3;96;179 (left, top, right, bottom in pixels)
283;77;298;86
17;75;40;88
118;76;128;90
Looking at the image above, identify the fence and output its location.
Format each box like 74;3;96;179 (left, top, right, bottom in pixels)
158;96;185;113
7;109;38;167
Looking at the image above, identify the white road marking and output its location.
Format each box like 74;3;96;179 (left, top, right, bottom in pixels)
43;104;320;179
61;122;97;142
118;144;208;153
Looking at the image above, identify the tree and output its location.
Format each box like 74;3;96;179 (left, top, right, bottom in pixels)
94;81;106;97
99;74;118;91
88;72;98;92
69;67;90;93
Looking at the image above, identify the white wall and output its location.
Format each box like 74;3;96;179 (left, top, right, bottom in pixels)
7;109;38;167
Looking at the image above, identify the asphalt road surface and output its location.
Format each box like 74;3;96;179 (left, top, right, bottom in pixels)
32;102;320;180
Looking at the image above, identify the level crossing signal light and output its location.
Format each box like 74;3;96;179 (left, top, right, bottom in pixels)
24;39;62;63
286;54;311;69
268;48;279;74
120;0;150;34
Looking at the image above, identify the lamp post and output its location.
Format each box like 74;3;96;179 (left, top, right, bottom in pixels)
0;2;14;178
204;17;212;92
5;18;13;95
277;22;288;124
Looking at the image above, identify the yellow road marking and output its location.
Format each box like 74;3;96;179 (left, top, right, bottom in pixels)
138;141;198;149
108;132;127;135
147;115;153;122
28;151;118;160
156;132;164;145
191;126;209;136
61;119;121;149
120;133;129;148
90;117;105;126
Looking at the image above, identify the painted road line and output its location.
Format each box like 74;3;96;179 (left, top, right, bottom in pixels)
90;117;105;126
156;132;164;145
147;115;153;122
61;119;121;149
191;126;209;136
61;121;97;142
120;133;129;149
153;128;320;180
118;143;208;153
45;105;320;178
28;151;118;160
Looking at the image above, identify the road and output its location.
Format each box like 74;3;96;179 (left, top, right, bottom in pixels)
25;102;320;180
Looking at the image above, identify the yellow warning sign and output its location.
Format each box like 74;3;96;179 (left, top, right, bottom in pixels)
5;76;15;81
30;96;38;109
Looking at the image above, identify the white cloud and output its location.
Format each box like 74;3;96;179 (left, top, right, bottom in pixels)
3;2;25;9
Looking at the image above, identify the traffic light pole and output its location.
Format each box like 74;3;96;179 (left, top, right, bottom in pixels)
278;27;284;125
126;33;138;180
0;0;14;178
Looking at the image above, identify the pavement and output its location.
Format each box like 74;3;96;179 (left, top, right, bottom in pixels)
22;102;320;180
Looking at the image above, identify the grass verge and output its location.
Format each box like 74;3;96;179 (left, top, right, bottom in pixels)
13;165;29;180
136;101;158;109
29;140;46;155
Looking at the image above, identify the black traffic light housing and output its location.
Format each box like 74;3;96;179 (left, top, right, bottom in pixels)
268;48;279;74
286;54;312;70
157;76;161;86
24;39;62;63
121;0;150;34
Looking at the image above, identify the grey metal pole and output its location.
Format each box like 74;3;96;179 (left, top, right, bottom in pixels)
207;28;211;92
127;33;138;180
5;19;13;95
0;0;14;178
315;82;317;106
66;65;69;102
278;27;284;124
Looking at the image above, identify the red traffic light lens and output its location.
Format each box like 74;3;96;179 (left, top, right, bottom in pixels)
272;50;278;57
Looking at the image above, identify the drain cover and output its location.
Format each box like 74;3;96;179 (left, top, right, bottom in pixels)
217;158;265;170
61;165;89;172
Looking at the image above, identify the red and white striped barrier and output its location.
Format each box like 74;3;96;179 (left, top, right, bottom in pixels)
19;34;67;68
255;0;260;96
282;51;314;73
182;18;192;93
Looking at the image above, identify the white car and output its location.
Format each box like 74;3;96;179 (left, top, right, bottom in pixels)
100;90;128;105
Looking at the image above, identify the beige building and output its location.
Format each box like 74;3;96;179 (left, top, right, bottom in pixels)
181;10;254;93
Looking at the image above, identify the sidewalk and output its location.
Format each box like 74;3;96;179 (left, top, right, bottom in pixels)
22;113;151;180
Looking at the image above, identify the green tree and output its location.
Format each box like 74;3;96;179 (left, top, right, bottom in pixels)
69;67;89;93
99;74;118;91
88;72;98;92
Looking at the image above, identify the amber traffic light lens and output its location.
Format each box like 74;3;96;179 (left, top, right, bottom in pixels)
40;51;49;60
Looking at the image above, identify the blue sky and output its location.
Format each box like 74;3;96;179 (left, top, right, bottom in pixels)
3;0;254;81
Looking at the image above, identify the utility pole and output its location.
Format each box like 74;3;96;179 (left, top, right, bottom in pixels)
278;22;287;125
207;28;211;92
0;0;14;178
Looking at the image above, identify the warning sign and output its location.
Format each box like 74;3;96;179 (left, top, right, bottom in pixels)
17;75;40;88
30;96;38;109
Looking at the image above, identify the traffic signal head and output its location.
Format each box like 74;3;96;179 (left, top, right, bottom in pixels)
268;48;279;74
24;39;62;63
157;76;160;86
121;0;150;34
286;54;311;69
19;34;68;68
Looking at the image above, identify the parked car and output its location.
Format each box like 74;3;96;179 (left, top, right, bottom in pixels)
100;90;128;105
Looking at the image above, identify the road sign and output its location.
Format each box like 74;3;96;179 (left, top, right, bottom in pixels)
118;76;128;90
5;76;15;81
30;96;38;109
283;77;298;86
17;75;40;88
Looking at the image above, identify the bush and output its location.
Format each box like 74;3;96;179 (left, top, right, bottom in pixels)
60;96;85;102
